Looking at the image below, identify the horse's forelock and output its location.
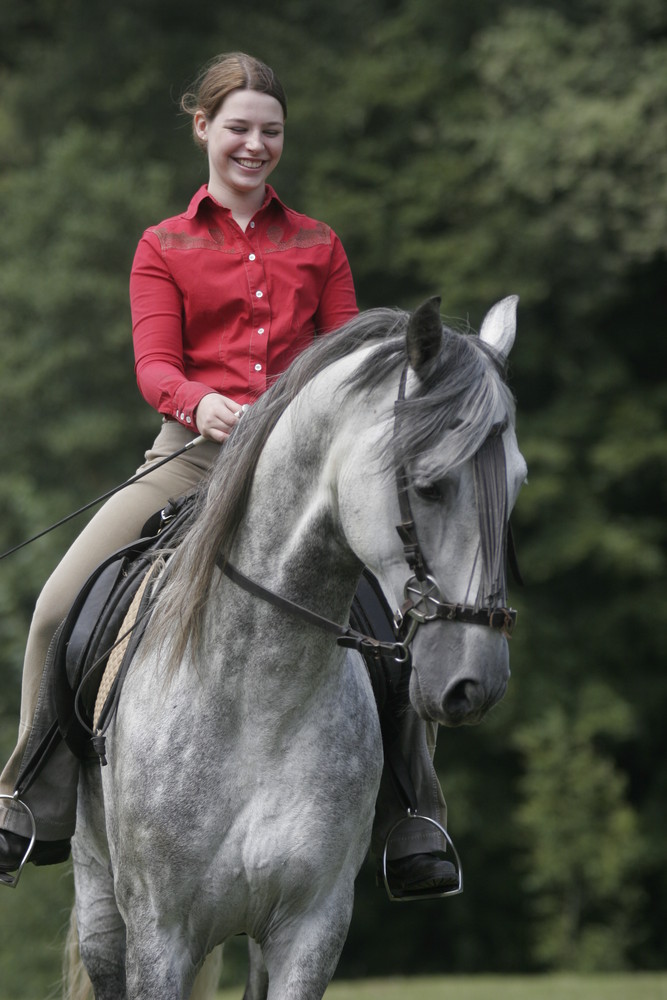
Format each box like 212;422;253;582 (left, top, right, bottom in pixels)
346;325;515;482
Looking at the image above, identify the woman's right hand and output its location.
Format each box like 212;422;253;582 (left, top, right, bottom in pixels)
195;393;244;442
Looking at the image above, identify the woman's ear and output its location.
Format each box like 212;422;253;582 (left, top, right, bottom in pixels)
194;111;208;145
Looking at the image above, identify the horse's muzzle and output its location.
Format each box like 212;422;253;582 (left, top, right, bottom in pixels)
410;667;509;727
442;675;508;726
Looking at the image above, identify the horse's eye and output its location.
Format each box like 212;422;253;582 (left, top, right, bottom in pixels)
414;483;442;502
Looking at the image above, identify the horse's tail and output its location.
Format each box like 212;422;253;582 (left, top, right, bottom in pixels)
62;908;223;1000
62;907;93;1000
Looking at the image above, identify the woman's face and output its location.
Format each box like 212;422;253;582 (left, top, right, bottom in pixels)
195;89;285;203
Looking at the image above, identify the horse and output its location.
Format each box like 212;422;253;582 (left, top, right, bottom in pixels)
67;295;526;1000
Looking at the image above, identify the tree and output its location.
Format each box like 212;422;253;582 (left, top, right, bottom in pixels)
514;684;643;969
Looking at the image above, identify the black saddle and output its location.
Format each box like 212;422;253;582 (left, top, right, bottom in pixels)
55;494;196;760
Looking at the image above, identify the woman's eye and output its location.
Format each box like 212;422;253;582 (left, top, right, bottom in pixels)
414;483;442;502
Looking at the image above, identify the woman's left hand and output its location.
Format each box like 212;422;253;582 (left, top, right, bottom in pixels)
194;392;244;442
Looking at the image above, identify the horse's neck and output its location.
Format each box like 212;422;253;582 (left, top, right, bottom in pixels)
228;384;362;621
189;410;359;731
191;355;392;723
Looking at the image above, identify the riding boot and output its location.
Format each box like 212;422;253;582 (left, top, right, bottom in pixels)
370;703;448;860
0;616;80;843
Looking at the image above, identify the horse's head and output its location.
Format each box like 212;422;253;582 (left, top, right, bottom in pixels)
338;296;527;727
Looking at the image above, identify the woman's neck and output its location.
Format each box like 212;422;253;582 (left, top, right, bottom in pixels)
207;179;266;231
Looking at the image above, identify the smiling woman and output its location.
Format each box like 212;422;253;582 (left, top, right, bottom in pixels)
192;90;285;225
182;52;287;230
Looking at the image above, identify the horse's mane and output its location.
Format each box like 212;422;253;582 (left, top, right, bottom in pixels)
146;305;514;668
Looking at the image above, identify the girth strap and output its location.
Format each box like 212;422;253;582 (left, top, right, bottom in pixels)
350;572;420;815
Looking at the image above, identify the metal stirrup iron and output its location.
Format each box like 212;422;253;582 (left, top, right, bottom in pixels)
381;812;463;902
0;793;37;889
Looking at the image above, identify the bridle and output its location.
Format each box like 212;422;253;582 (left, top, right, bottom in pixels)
391;364;517;647
219;363;517;660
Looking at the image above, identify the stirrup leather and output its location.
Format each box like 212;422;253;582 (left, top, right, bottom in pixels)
0;793;37;889
381;811;463;902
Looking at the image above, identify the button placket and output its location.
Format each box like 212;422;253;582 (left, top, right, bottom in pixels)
242;232;269;385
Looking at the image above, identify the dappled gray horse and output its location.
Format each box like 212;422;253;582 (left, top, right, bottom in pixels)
68;296;526;1000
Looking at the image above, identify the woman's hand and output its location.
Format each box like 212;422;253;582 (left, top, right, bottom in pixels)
195;393;244;442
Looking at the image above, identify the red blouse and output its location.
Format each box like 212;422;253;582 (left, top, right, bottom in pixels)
130;185;358;428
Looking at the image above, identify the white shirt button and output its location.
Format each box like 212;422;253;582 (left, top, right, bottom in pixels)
254;363;262;372
249;253;256;261
186;415;192;424
256;290;263;298
250;221;256;228
257;327;265;335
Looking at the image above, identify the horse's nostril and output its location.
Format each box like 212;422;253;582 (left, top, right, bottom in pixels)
443;679;484;723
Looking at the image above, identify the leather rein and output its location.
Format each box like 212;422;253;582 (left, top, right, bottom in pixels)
217;364;517;661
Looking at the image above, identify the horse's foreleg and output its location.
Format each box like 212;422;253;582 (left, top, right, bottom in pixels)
121;912;204;1000
260;889;354;1000
63;902;125;1000
70;768;127;1000
243;938;269;1000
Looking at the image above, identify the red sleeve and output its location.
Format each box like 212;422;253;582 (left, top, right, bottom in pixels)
130;232;214;425
315;233;358;334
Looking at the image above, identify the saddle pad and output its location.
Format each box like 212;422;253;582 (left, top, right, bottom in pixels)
93;558;164;730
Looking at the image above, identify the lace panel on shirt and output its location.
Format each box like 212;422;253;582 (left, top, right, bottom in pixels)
151;228;235;253
264;223;331;251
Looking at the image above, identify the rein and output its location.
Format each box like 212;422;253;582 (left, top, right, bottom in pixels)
217;557;412;662
0;434;206;562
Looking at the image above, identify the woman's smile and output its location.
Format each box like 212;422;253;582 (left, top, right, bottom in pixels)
234;157;268;169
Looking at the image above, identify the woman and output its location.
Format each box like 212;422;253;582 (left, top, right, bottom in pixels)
0;53;454;895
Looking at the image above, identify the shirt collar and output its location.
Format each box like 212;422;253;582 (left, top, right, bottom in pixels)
184;184;284;221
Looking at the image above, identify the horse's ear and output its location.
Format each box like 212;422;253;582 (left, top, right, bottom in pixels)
406;296;443;374
479;295;519;361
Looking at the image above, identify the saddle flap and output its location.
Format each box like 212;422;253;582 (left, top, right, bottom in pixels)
51;493;197;757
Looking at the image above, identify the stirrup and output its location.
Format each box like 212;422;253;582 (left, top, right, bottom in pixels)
381;810;463;902
0;793;37;889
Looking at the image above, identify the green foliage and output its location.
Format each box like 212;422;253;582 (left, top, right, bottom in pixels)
1;0;666;988
0;863;74;1000
514;685;644;969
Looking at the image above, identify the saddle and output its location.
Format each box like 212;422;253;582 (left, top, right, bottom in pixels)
54;495;195;760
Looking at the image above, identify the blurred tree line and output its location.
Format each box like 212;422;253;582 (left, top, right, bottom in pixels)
0;0;665;995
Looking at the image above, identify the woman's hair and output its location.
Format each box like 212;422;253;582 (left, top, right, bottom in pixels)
181;52;287;151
